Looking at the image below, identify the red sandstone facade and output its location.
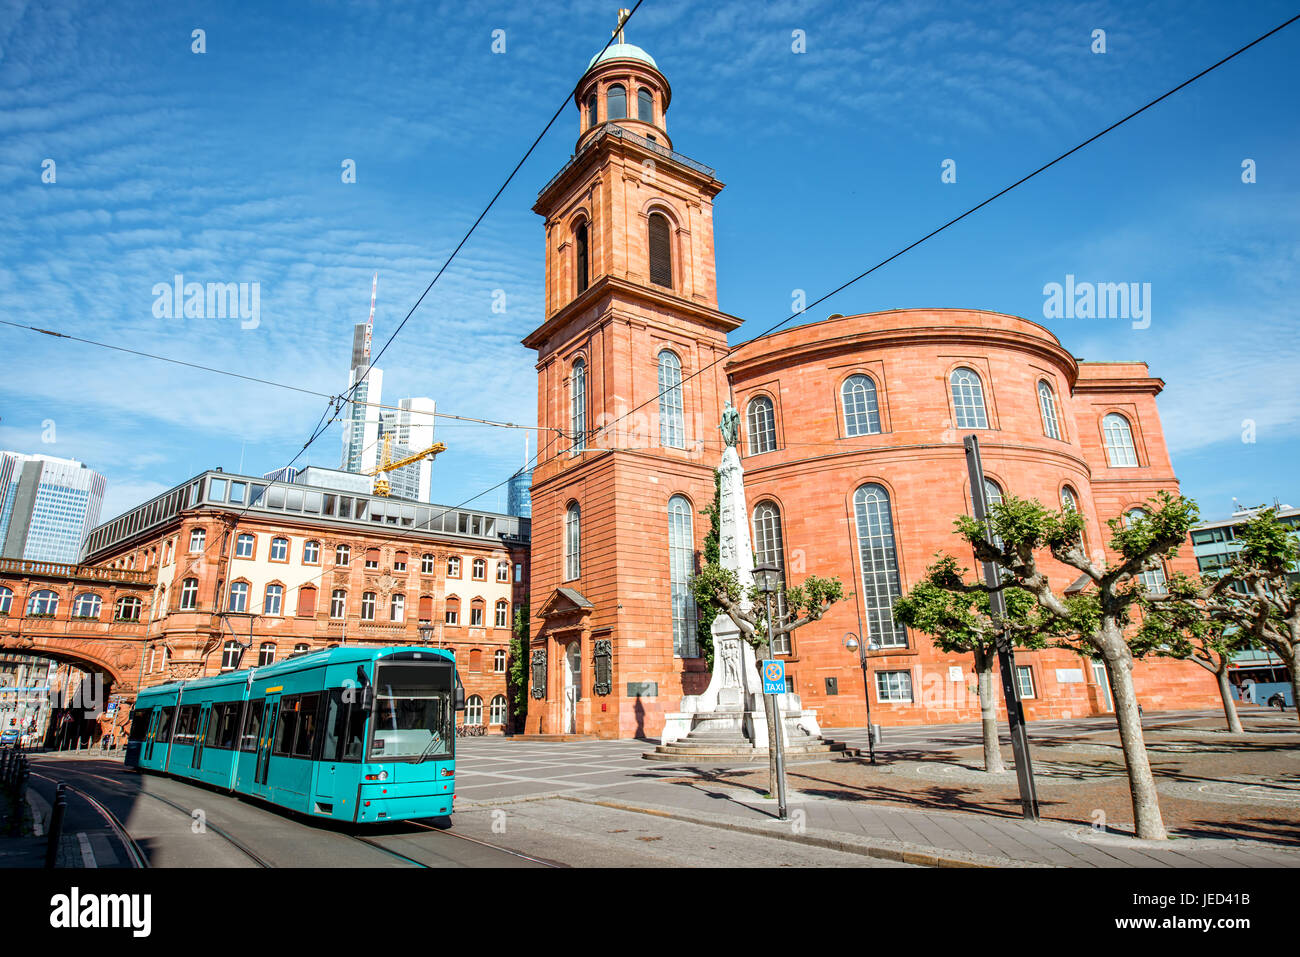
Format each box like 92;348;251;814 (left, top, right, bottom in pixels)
522;43;1218;739
75;474;528;733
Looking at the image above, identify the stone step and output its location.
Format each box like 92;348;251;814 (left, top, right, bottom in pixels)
643;747;847;765
656;741;845;755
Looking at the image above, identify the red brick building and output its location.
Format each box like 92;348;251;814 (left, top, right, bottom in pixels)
79;471;529;732
522;41;1217;738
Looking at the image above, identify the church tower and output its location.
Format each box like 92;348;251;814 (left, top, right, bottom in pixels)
523;25;741;738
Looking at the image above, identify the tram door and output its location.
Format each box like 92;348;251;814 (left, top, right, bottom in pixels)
254;697;280;791
142;709;160;761
191;704;211;769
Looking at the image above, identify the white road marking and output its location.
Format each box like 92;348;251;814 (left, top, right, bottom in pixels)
77;832;97;868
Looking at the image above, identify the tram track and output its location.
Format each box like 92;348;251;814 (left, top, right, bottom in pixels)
32;759;551;868
30;770;149;869
33;764;273;868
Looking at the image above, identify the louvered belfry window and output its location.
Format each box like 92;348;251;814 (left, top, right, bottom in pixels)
648;212;672;288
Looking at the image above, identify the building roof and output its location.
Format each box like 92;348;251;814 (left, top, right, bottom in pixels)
587;42;657;70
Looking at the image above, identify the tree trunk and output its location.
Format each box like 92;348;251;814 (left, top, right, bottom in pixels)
974;646;1005;773
1213;661;1244;734
1285;642;1300;727
1103;647;1167;840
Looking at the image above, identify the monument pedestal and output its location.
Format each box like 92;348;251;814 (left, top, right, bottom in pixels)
644;436;841;763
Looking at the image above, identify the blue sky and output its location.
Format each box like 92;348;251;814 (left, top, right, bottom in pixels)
0;0;1296;525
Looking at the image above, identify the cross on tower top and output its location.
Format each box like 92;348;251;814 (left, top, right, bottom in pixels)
613;8;631;44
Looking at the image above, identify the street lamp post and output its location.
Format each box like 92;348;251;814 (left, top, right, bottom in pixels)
752;563;788;822
843;632;879;764
418;623;435;648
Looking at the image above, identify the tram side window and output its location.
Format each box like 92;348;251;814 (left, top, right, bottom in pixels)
175;706;198;745
205;707;222;748
241;699;263;752
322;690;366;763
212;703;240;750
273;700;299;757
128;708;152;742
158;707;175;742
293;693;320;759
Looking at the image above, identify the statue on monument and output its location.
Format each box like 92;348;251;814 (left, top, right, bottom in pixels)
719;399;740;449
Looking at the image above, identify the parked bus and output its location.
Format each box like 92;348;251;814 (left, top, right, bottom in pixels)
125;646;463;824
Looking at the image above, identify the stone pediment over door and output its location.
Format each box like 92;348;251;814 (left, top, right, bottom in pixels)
537;587;595;626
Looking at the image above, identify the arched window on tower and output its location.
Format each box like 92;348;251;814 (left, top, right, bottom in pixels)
746;396;776;454
648;212;672;288
842;374;882;436
637;87;654;123
565;503;581;581
607;84;626;120
570;359;587;453
950;367;989;429
668;495;698;658
658;350;684;448
586;92;598;129
575;222;589;294
852;484;907;648
1103;413;1139;467
1038;380;1062;440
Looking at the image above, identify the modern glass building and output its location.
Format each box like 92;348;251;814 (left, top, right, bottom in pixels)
1190;503;1299;703
0;452;106;564
507;468;533;518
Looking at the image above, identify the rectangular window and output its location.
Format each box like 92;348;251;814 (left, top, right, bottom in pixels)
1016;666;1036;699
875;670;913;703
470;606;484;627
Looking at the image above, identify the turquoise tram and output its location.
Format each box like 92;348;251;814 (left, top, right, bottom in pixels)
124;646;463;824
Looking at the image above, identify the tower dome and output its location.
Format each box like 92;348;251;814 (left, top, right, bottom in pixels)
587;42;658;71
574;27;672;151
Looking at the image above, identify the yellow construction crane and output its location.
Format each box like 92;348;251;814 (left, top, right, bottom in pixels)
366;433;447;497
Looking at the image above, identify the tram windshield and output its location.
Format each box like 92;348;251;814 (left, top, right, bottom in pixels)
369;663;455;761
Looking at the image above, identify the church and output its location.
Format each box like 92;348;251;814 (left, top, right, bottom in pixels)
521;35;1217;739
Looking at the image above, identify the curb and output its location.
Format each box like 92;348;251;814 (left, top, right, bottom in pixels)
555;794;1044;869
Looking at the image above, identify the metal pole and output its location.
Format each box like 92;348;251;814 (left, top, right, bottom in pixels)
859;648;877;763
963;434;1040;821
764;593;789;821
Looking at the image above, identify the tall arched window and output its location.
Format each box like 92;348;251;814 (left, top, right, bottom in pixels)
752;501;789;654
1037;380;1062;440
490;694;508;725
746;395;776;454
853;484;907;648
227;583;248;613
983;478;1005;549
565;503;581;580
361;592;376;621
330;589;347;619
1060;486;1079;512
0;586;11;615
466;695;484;725
607;84;626;120
648;211;672;288
586;92;598;129
658;350;684;448
950;367;989;429
637;87;654;122
570;359;587;453
495;599;509;628
842;374;882;436
668;494;698;657
1103;413;1138;467
575;222;589;294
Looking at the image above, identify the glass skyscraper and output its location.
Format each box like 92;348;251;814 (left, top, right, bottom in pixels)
0;452;106;564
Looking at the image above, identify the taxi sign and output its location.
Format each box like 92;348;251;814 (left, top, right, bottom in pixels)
760;659;785;695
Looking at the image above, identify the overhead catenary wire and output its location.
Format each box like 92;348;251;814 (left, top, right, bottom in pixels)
583;11;1300;450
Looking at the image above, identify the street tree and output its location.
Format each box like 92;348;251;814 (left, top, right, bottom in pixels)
1156;508;1300;725
894;555;1048;773
1135;577;1256;733
693;564;844;790
935;489;1199;840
